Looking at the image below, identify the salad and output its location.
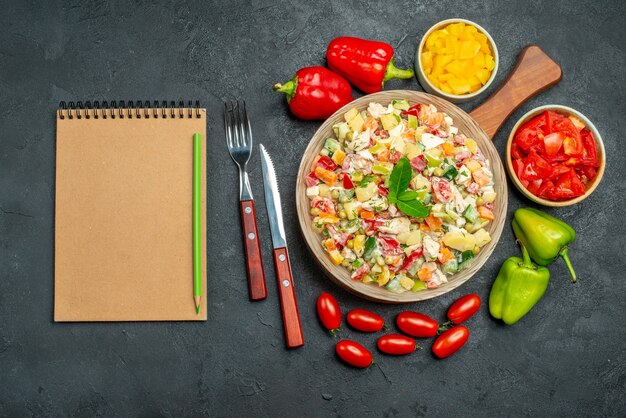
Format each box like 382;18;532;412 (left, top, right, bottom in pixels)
305;100;497;293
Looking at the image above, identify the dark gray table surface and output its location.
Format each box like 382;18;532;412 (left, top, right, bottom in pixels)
1;0;625;416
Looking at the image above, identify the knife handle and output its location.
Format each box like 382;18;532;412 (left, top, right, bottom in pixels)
240;200;267;301
273;247;304;348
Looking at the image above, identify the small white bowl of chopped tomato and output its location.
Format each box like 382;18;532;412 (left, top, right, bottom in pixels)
506;105;605;206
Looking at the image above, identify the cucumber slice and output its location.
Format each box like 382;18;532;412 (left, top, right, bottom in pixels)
392;99;410;111
324;138;340;154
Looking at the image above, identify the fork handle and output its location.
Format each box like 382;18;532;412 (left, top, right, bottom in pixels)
273;247;304;348
240;200;267;301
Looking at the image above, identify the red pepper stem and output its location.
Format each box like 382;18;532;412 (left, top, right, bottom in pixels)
383;58;415;82
560;247;577;283
272;75;298;102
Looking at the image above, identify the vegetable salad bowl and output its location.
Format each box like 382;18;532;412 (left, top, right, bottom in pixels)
296;90;508;303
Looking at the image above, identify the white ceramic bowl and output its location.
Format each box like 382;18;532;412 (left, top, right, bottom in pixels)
506;104;606;207
415;18;499;103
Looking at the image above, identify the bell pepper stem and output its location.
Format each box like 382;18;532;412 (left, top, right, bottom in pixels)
383;58;415;82
560;247;577;283
272;75;298;102
520;244;535;269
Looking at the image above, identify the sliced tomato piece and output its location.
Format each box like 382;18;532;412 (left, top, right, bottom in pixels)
576;166;597;182
551;117;582;156
547;164;571;179
537;180;555;199
514;112;549;150
521;152;552;181
543;132;564;157
510;142;526;160
512;158;525;180
342;174;354;190
545;110;566;133
526;179;543;195
580;129;599;167
552;169;586;200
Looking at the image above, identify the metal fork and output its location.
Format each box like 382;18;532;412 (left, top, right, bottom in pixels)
225;100;267;301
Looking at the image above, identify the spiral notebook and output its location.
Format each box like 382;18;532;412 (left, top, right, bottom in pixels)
54;101;207;321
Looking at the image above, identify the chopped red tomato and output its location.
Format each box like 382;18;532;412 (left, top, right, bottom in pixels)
401;104;421;118
552;169;586;200
537;180;555;199
342;174;354;189
543;132;564;157
316;155;338;171
510;142;526;160
552;117;582;155
511;111;597;201
514;111;548;150
526;179;543;195
547;164;570;179
580;130;599;167
521;152;552;181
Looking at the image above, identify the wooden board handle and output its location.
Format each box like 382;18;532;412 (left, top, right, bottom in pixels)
273;247;304;348
469;45;562;139
240;200;267;301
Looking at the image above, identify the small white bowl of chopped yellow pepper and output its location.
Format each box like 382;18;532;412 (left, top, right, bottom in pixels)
416;18;499;103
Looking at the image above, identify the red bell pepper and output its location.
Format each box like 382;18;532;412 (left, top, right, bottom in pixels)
326;37;415;93
273;66;353;120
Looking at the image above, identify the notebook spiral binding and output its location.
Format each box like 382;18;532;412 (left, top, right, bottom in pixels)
58;100;202;120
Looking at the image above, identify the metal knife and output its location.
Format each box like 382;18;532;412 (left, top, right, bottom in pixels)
259;144;304;348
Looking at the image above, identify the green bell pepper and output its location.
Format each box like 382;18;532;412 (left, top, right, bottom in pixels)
489;245;550;325
512;207;577;283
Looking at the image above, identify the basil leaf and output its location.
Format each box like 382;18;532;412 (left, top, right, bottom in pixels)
398;190;419;202
396;199;430;218
388;157;412;202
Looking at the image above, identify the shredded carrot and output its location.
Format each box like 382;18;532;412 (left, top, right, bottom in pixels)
360;210;375;220
420;223;430;231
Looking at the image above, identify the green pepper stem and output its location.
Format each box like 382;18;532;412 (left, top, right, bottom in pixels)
520;244;535;269
383;58;415;82
560;247;577;283
273;75;298;102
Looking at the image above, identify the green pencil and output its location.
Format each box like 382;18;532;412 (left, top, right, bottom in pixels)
193;133;202;314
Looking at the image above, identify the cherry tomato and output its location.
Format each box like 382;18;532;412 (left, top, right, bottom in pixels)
336;340;373;368
396;312;438;338
447;294;481;324
346;309;385;333
317;292;341;333
432;326;469;359
377;334;416;355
